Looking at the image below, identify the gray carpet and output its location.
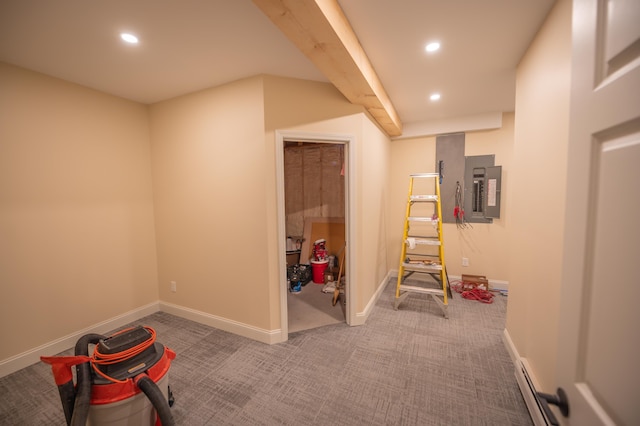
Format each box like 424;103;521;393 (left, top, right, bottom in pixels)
288;281;345;333
0;279;532;425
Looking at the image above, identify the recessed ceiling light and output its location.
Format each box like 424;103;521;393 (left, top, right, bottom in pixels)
425;42;440;53
430;93;441;101
120;33;139;44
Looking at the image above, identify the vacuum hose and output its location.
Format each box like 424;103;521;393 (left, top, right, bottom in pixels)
136;374;176;426
70;333;104;426
57;380;76;425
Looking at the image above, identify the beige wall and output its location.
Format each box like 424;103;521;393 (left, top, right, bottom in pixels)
358;117;392;311
0;63;159;360
150;75;381;332
506;0;571;391
445;113;514;280
388;113;515;283
0;67;386;367
388;134;437;274
150;76;271;328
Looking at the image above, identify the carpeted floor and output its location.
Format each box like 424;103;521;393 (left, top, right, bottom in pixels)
0;279;532;425
287;281;345;333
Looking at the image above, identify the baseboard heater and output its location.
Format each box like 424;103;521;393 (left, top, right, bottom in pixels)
514;360;563;426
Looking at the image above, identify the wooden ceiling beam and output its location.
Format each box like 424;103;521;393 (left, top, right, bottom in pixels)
252;0;402;137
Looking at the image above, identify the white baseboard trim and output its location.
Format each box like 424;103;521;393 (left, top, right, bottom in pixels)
0;301;160;378
159;301;283;345
502;326;520;364
1;299;288;378
352;270;393;326
502;329;548;426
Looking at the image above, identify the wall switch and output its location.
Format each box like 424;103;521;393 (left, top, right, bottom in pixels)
462;257;469;267
170;281;177;292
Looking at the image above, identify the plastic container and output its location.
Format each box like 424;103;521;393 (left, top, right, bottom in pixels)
87;372;170;425
310;259;329;284
312;239;327;261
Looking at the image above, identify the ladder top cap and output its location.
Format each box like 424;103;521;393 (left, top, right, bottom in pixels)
410;173;439;178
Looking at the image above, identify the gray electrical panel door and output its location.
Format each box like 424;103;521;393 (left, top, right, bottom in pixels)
485;166;502;218
463;155;502;223
435;133;465;224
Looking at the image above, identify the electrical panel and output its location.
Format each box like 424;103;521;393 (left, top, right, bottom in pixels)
464;155;502;223
435;133;465;224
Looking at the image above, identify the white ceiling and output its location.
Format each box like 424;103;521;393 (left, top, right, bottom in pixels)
0;0;555;130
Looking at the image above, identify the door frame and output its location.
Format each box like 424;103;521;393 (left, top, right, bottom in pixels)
275;130;356;340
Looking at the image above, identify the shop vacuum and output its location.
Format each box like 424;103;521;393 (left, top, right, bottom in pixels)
41;325;176;425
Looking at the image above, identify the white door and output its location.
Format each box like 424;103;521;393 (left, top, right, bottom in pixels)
555;0;640;424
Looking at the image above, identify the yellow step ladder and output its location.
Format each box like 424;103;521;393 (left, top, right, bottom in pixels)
394;173;449;318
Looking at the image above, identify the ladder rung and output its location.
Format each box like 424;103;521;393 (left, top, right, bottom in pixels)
402;262;443;272
410;195;438;202
399;285;444;296
410;173;439;178
405;238;440;246
408;216;438;223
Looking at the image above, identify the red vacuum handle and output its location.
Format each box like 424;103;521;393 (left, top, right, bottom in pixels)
41;355;91;385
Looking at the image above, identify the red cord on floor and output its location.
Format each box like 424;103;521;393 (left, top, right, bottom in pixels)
459;288;494;303
450;280;494;304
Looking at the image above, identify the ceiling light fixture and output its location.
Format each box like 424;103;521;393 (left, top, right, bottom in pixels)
430;93;441;101
425;42;440;53
120;33;139;44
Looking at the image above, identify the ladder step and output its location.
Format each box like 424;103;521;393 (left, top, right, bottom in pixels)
405;238;440;246
408;216;438;224
410;195;438;202
402;262;443;272
399;285;444;296
410;173;439;178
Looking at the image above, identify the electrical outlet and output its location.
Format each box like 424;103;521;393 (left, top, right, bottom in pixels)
170;281;177;292
462;257;469;267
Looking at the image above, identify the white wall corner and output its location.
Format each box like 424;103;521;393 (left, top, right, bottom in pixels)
352;270;394;326
159;301;284;345
0;301;160;378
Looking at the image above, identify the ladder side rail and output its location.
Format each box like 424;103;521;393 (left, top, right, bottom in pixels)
395;177;414;298
435;176;448;304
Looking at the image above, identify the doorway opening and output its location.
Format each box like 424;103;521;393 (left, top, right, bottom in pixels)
275;131;354;339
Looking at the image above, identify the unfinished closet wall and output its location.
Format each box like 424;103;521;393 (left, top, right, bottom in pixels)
284;143;344;239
